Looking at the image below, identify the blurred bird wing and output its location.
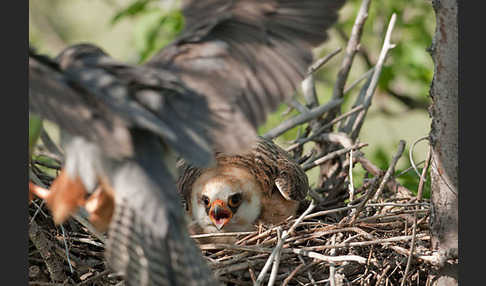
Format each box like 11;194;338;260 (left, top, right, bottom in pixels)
30;45;216;166
29;50;134;158
147;0;346;155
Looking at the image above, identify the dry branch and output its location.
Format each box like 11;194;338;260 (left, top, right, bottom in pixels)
340;13;398;139
263;98;343;139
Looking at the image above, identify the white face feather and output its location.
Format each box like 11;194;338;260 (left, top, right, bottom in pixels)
190;167;262;233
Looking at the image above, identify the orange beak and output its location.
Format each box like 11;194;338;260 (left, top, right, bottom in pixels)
209;199;233;230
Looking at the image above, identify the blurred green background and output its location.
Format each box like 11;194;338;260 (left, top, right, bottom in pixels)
29;0;434;197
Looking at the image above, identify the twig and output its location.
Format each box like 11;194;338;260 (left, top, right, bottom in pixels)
285;105;365;152
349;140;405;224
299;255;317;286
290;249;366;264
389;245;440;265
76;270;111;286
396;160;425;178
191;231;255;239
409;136;429;178
356;156;414;198
302;143;368;171
303;205;356;220
343;67;375;95
254;201;316;286
400;146;432;286
267;227;282;286
348;149;355;202
30;200;48;224
301;48;343;108
336;26;430;110
343;13;398;140
331;0;372;102
329;235;337;286
376;264;391;286
287;98;310;114
281;262;317;286
416;146;432;201
59;224;74;273
308;47;343;75
300;233;429;252
263;99;343;139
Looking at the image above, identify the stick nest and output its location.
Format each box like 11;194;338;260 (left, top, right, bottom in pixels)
194;196;433;285
29;148;437;286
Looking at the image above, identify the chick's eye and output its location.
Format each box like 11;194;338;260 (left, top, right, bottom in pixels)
201;195;210;206
228;193;242;208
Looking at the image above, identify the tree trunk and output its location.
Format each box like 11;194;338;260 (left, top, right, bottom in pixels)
428;0;458;285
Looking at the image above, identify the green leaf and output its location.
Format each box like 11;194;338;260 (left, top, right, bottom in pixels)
29;114;43;159
134;9;184;63
111;0;151;25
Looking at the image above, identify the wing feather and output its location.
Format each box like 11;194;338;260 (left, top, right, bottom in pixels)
147;0;346;153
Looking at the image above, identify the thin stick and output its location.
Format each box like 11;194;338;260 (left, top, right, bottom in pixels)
376;264;391;286
59;224;74;273
345;13;398;139
267;227;282;286
199;233;429;253
308;47;343;75
343;67;375;95
400;147;432;286
303;205;356;220
76;270;110;286
30;200;48;224
356;156;414;198
349;140;405;224
302;143;368;171
291;249;367;264
348;149;355;202
191;231;255;239
301;48;343;108
329;235;337;286
409;136;429;178
416;146;432;201
254;201;316;286
331;0;372;102
299;233;428;252
263;99;343;139
281;262;316;286
287;98;310;114
285;105;365;152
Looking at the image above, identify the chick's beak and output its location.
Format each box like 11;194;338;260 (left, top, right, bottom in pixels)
209;199;233;230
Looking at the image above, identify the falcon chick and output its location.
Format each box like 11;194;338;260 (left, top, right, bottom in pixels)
178;137;308;243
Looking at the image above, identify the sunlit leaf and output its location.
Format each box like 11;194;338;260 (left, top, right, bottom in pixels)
29;114;43;159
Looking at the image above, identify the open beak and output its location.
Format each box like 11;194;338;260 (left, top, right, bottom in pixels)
209;199;233;230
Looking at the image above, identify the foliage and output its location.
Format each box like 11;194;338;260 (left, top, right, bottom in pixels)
111;0;184;63
338;0;434;101
29;114;43;159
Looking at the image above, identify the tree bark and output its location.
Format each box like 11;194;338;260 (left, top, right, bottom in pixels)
428;0;458;285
